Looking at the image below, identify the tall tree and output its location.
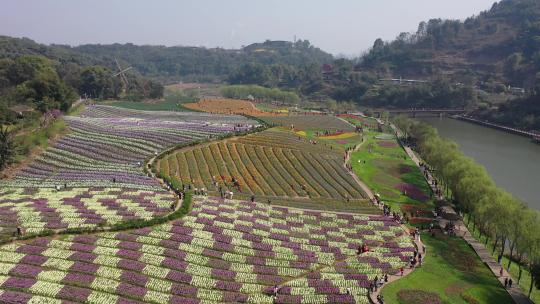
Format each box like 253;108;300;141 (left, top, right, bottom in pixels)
0;126;15;170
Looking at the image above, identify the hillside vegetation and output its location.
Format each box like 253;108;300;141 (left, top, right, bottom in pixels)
360;0;540;87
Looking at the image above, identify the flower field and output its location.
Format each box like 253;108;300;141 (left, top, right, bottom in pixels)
261;116;354;132
0;188;176;240
0;197;414;303
184;98;285;116
0;105;258;237
157;129;366;202
2;105;257;189
351;131;433;214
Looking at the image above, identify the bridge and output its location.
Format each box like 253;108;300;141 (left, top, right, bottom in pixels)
371;109;467;118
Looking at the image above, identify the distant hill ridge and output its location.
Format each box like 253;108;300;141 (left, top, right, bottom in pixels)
0;36;332;82
358;0;540;88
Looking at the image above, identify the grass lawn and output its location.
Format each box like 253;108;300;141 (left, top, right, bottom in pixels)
104;97;191;111
351;131;434;215
298;129;364;152
255;102;290;114
465;217;539;303
381;233;514;304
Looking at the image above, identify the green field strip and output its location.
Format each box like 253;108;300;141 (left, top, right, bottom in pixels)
221;142;259;195
201;146;221;189
313;154;363;199
176;152;191;186
255;145;297;197
272;148;319;198
184;150;204;188
326;156;365;198
209;143;233;187
291;150;342;199
245;144;287;197
231;143;270;195
282;149;331;198
193;147;213;190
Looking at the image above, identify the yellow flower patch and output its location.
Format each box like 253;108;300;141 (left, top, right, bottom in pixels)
319;132;357;140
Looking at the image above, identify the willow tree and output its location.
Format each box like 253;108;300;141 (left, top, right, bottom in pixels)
0;125;15;170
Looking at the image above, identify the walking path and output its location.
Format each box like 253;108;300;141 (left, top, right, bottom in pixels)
343;136;374;200
368;233;424;304
390;123;532;304
342;132;425;304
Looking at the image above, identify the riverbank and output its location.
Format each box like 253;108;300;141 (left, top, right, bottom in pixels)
454;115;539;141
419;116;540;210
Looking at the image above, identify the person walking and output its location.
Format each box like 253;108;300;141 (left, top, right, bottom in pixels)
504;278;508;288
499;267;504;277
508;278;513;288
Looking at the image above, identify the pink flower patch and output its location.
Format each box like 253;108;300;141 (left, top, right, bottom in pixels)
395;183;429;202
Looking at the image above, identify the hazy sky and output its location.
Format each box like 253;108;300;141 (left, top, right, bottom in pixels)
1;0;496;55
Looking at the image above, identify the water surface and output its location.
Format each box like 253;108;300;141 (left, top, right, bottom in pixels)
419;117;540;210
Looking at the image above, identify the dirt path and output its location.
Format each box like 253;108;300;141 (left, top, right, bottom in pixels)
390;123;532;304
368;233;424;303
343;135;374;200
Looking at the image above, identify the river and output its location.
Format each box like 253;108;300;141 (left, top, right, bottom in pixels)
419;117;540;211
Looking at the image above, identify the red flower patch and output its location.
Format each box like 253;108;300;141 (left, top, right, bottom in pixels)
395;183;430;202
378;140;398;148
410;217;433;224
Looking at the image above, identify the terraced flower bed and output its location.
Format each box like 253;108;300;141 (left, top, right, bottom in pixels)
157;129;367;203
0;188;176;240
184;98;285;116
262;116;354;132
0;197;414;303
2;105;257;190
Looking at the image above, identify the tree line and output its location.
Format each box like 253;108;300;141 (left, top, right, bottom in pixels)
221;85;300;104
395;116;540;297
0;54;163;125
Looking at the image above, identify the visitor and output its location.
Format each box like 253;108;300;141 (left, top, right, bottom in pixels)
251;195;255;203
509;278;513;288
504;278;508;288
384;273;388;283
499;267;503;277
273;285;279;297
400;267;404;276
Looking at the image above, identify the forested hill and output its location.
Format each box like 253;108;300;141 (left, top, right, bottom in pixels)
0;36;333;83
63;40;333;82
359;0;540;88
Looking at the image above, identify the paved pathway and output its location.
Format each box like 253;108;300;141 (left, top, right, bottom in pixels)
462;231;532;304
390;123;533;304
341;131;425;303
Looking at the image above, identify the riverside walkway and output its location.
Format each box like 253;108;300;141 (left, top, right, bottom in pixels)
391;124;533;304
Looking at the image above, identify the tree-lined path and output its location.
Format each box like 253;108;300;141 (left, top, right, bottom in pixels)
391;123;532;304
